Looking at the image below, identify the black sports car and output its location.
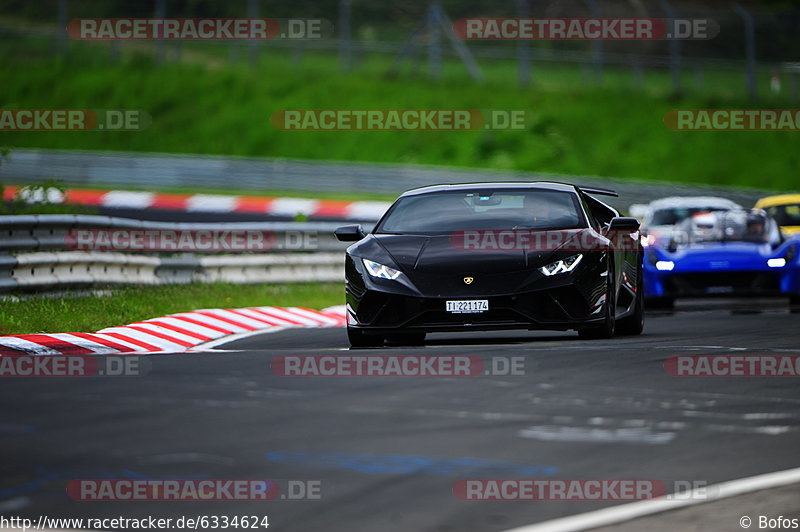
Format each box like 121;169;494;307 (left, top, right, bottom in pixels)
334;182;644;347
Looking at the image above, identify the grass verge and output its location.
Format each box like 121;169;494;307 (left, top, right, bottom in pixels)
0;282;344;335
0;38;798;191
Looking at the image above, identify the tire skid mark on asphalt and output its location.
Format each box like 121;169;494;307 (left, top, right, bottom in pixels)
340;395;800;440
517;426;676;445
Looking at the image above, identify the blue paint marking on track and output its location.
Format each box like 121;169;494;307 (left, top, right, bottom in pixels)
265;451;558;476
0;424;35;434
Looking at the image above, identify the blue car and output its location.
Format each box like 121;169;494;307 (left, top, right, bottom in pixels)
644;209;800;308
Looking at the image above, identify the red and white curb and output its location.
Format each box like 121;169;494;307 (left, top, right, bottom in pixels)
0;305;347;356
3;186;390;221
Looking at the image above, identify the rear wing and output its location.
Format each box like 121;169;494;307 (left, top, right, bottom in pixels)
579;186;619;198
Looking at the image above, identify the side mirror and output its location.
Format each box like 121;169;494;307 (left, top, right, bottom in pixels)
608;217;641;232
334;225;365;242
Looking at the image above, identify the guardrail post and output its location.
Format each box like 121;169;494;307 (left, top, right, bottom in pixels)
56;0;68;55
733;3;758;100
582;0;604;85
660;0;682;94
0;253;18;291
247;0;260;66
154;0;166;65
427;3;442;80
339;0;353;72
515;0;532;87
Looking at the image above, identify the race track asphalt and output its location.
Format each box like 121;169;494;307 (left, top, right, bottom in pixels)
1;302;799;531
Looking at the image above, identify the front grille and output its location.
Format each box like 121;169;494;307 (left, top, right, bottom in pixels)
668;272;781;295
356;287;597;328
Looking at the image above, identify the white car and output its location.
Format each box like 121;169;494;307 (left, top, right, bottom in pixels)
630;197;743;245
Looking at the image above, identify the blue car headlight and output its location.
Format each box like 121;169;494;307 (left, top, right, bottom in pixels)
362;259;402;280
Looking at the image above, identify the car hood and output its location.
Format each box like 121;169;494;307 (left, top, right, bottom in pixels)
373;232;594;273
657;241;783;270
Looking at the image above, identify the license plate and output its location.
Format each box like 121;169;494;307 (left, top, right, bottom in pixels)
446;300;489;314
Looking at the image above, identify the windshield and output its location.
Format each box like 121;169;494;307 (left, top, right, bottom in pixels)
376;189;585;233
764;204;800;226
674;210;781;245
650;206;733;227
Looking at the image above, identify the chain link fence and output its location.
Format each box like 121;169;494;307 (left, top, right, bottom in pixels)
1;0;799;99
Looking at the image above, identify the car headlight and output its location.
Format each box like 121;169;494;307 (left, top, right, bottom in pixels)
767;258;786;268
655;260;675;271
539;254;583;276
362;259;402;280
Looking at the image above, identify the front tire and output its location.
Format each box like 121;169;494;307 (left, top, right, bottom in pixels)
617;265;645;336
347;326;384;348
579;267;616;340
791;295;800;314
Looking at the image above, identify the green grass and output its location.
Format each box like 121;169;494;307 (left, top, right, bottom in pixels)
0;282;343;335
0;37;798;192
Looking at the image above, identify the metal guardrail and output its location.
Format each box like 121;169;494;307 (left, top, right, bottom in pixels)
0;148;772;213
0;251;343;291
0;214;351;252
0;215;353;291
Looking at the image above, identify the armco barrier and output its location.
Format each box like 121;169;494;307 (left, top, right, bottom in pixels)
2;252;342;291
0;215;352;292
0;215;351;252
0;148;769;212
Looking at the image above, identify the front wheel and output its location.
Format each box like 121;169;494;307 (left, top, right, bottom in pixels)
579;270;616;340
791;295;800;314
347;326;384;348
617;266;645;336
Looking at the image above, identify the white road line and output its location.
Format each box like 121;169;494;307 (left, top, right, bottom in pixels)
0;496;30;512
501;466;800;532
